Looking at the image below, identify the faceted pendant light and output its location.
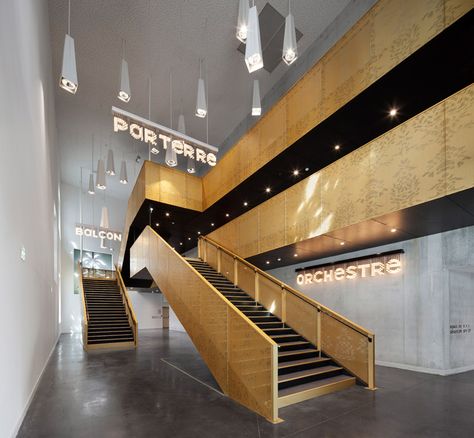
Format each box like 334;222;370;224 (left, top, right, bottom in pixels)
100;206;110;229
165;143;178;167
195;78;207;118
245;5;263;73
118;59;131;102
106;149;115;175
96;159;106;190
187;156;196;174
282;3;298;66
252;79;261;116
119;160;128;184
236;0;249;43
87;173;95;195
178;114;186;135
59;34;78;94
59;1;78;94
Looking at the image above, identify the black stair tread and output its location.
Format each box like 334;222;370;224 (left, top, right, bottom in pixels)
88;332;133;338
270;334;301;339
278;374;355;398
88;338;134;344
278;357;331;369
277;341;311;347
278;365;343;383
279;348;319;357
88;329;132;333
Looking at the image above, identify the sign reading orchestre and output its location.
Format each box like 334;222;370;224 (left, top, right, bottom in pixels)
75;224;122;242
296;252;402;286
112;106;218;168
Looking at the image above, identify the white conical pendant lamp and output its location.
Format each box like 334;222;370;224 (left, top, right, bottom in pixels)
59;1;78;94
251;79;261;116
282;1;298;65
178;114;186;135
87;173;95;195
245;4;263;73
236;0;249;43
119;160;128;184
100;206;109;229
165;144;178;167
96;159;106;190
187;157;196;174
118;59;131;102
106;149;115;175
195;60;207;118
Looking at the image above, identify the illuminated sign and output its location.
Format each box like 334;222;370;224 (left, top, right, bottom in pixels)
112;106;218;168
75;224;122;242
295;251;403;285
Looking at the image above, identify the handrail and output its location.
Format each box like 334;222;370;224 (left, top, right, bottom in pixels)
116;265;138;347
200;235;374;339
150;228;277;348
199;235;376;389
78;261;88;348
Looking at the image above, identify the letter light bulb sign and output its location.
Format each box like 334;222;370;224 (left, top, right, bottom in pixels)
295;251;403;286
112;106;218;168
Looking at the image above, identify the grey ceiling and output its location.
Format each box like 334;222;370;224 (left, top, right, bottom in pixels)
48;0;351;199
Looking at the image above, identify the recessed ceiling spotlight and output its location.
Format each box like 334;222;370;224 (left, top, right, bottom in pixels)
155;223;159;227
340;241;345;246
225;213;230;217
293;169;299;176
305;167;309;172
171;221;175;225
389;108;398;117
180;242;183;246
390;228;397;233
293;253;298;257
149;207;153;212
265;261;270;265
277;258;282;262
197;231;201;235
334;144;340;151
188;237;191;241
211;223;215;227
165;212;170;217
244;201;248;207
265;187;271;193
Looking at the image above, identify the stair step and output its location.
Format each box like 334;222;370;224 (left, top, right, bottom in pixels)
249;316;280;322
256;322;286;328
270;334;303;341
278;357;332;372
235;305;265;311
278;341;311;348
88;332;133;339
243;311;271;316
278;348;319;361
278;375;356;407
278;365;343;384
88;337;134;345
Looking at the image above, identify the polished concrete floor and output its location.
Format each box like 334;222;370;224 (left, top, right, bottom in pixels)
18;329;474;438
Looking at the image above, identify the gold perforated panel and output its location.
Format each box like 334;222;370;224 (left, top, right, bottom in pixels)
130;228;278;422
285;293;318;346
320;312;370;384
220;251;235;283
237;261;256;299
258;276;283;320
206;242;218;271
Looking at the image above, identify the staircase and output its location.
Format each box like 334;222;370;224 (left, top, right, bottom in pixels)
186;258;356;406
82;278;136;350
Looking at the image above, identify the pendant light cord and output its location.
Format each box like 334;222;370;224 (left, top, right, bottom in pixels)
170;70;173;129
68;0;71;35
148;76;151;160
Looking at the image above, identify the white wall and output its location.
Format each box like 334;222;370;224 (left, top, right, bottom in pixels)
129;292;163;329
0;0;60;436
60;181;127;333
267;226;474;375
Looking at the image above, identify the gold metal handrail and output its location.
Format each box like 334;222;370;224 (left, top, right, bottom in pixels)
199;235;376;389
78;261;89;349
116;265;138;347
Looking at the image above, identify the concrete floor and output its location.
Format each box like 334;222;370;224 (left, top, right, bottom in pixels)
18;329;474;438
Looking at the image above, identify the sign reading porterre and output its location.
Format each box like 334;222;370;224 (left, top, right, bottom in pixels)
296;253;402;285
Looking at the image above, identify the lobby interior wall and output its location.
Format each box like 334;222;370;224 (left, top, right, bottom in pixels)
0;0;60;437
267;226;474;375
128;292;164;330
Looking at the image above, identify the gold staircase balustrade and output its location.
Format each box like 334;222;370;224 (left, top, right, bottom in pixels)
78;262;89;350
116;266;138;347
130;226;281;423
199;236;376;392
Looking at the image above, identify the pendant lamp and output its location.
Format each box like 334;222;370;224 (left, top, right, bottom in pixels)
100;206;109;229
106;149;115;175
118;59;131;102
165;143;178;167
119;160;128;184
178;114;186;135
236;0;249;43
195;60;207;118
251;79;261;116
282;1;298;65
96;159;106;190
244;5;263;73
187;157;196;174
87;173;95;194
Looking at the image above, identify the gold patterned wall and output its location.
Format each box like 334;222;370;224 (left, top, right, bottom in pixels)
208;85;474;259
201;0;473;210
